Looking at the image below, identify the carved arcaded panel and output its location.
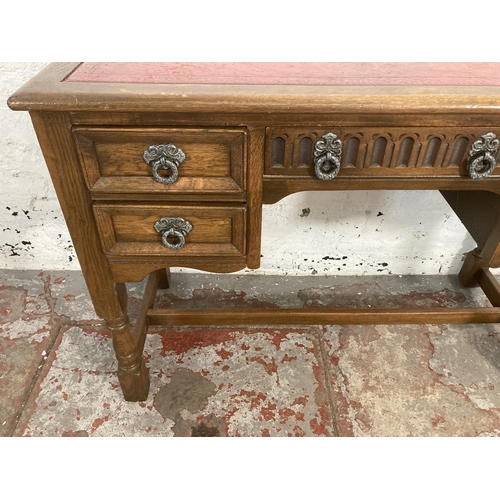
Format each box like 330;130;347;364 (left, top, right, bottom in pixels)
265;127;500;177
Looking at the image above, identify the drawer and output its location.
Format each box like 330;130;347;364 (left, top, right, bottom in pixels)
266;127;500;179
74;127;246;200
93;203;246;258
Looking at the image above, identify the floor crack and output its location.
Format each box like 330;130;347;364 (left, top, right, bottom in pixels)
6;273;79;436
315;325;341;437
6;321;69;436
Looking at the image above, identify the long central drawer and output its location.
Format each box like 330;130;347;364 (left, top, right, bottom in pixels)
265;126;500;178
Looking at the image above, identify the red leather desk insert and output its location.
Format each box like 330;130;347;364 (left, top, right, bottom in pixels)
66;62;500;86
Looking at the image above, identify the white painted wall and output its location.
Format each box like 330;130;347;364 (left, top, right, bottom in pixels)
1;62;476;276
1;62;78;269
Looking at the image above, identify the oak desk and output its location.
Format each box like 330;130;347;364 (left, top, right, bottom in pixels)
9;62;500;401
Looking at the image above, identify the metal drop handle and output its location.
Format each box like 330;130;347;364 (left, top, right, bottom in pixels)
314;133;342;180
154;217;192;250
143;144;186;185
467;132;498;180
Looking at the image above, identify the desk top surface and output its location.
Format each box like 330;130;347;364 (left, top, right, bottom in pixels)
10;62;500;114
66;62;500;87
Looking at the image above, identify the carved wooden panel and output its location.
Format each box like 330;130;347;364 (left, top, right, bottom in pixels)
265;127;500;177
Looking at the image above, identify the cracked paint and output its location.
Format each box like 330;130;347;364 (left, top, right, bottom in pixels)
428;325;500;411
324;323;500;436
298;283;467;309
155;287;278;310
0;276;58;435
18;324;334;437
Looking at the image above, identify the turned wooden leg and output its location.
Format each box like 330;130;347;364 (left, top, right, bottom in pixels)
106;315;150;401
105;283;150;401
88;279;152;401
30;112;151;401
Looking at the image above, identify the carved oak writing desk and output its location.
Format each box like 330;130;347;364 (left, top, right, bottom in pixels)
9;62;500;401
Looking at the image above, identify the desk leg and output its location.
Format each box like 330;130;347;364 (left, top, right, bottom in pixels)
30;111;151;401
441;190;500;287
105;283;150;401
158;268;171;289
82;280;150;401
459;248;485;287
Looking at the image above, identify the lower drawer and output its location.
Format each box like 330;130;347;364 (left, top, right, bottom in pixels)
93;203;246;258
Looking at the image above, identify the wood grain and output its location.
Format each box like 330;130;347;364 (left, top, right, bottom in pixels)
74;127;246;196
132;270;160;357
475;267;500;307
246;127;265;268
458;249;484;287
157;268;171;289
265;126;496;178
263;177;500;204
93;203;246;257
29;111;150;401
69;111;500;129
147;307;500;326
109;261;247;283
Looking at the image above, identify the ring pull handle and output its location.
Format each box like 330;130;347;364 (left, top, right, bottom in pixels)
143;144;186;185
468;132;498;180
314;133;342;180
154;217;192;250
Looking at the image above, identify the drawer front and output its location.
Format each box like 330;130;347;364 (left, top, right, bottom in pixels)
93;203;246;258
74;127;246;200
266;127;500;179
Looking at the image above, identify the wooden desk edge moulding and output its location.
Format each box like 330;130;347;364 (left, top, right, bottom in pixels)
9;62;500;401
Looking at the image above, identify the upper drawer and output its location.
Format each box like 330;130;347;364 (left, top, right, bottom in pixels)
266;127;500;179
73;127;246;201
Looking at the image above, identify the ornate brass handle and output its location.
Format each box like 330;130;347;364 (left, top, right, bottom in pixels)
143;144;186;185
467;132;499;180
314;133;342;180
154;217;192;250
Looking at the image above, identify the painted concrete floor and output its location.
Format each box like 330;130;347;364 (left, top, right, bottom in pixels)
2;269;500;437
